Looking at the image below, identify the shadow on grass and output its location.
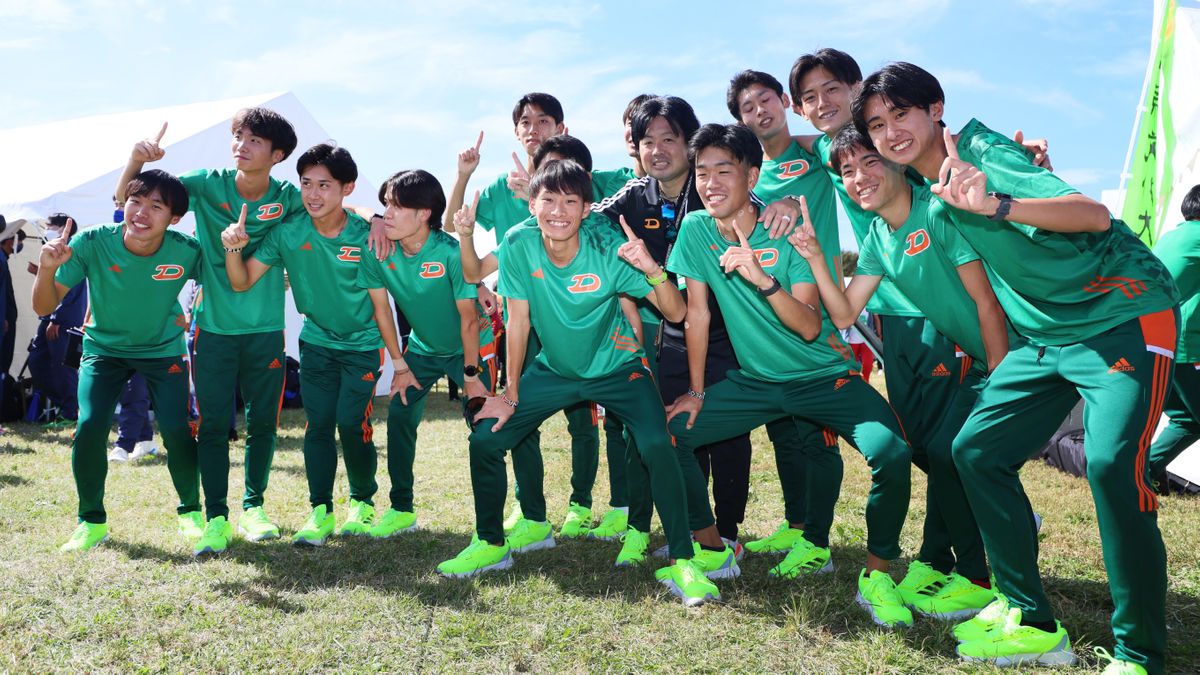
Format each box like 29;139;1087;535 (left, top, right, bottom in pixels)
0;442;36;455
0;473;30;489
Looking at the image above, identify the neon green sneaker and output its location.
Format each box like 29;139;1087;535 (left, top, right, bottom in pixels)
614;528;650;567
588;508;628;541
337;499;375;536
769;537;832;578
895;560;949;605
691;542;740;580
502;503;523;535
437;536;513;578
193;516;232;556
909;573;996;621
506;518;555;553
953;594;1009;642
655;559;720;607
744;521;804;555
177;512;205;540
369;509;417;538
559;502;592;538
856;569;914;628
956;607;1076;667
238;506;280;542
1095;647;1148;674
293;505;336;547
60;521;108;552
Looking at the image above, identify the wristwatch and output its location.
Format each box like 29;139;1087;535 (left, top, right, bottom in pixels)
987;192;1014;222
464;365;481;378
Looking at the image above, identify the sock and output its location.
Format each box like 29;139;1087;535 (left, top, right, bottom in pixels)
699;542;725;553
1020;618;1058;633
970;578;991;589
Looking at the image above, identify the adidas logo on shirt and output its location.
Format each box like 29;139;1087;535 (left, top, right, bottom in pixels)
268;358;282;369
931;363;951;377
167;364;183;374
362;372;376;382
1108;358;1135;373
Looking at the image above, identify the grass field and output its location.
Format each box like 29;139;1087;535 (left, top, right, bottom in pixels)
1;380;1197;673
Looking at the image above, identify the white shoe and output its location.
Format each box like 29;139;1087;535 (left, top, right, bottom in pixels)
108;447;130;462
129;440;158;460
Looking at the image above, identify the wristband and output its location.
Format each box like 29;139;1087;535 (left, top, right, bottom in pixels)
686;389;705;401
501;393;519;408
646;269;668;287
757;275;782;298
224;245;245;253
987;192;1014;222
394;366;410;375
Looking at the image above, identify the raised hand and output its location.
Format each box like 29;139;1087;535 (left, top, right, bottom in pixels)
131;122;168;163
458;130;484;177
616;216;660;275
38;238;73;270
221;204;251;250
786;196;822;260
1013;130;1053;170
930;128;992;214
506;152;532;201
454;190;481;238
717;224;771;288
64;217;77;240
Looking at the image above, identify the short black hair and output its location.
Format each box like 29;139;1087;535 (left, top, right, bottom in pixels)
528;159;592;204
378;170;447;231
47;212;73;228
852;62;945;138
623;93;656;124
231;107;299;162
688;123;763;169
1183;184;1200;221
789;48;863;101
125;169;189;217
828;123;877;174
630;96;700;146
726;70;785;119
533;135;593;173
296;143;358;185
511;93;564;126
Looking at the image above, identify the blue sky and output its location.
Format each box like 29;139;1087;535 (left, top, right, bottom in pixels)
0;0;1160;204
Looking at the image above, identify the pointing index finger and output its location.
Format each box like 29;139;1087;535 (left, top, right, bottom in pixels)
474;130;484;152
734;223;751;248
511;152;529;178
619;215;637;241
943;127;960;161
236;203;248;228
154;121;168;144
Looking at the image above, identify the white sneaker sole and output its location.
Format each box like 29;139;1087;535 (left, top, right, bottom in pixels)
439;553;514;579
658;578;719;607
957;637;1076;667
702;561;741;580
292;535;330;547
587;529;625;541
238;525;281;542
369;523;419;538
855;590;913;628
918;606;988;622
770;558;834;578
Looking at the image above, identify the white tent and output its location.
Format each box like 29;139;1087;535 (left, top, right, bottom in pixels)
0;92;395;394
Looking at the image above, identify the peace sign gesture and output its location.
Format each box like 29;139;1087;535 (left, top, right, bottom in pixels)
785;195;822;261
507;152;532;201
454;190;481;239
616;215;660;276
457;130;484;177
718;223;771;288
131;122;168;163
930;128;992;215
221;204;251;250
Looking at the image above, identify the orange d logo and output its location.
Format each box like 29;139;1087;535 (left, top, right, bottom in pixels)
568;273;602;294
152;264;185;280
777;159;811;179
642;218;661;230
753;248;779;268
904;229;930;256
257;203;284;220
419;262;445;278
336;246;361;262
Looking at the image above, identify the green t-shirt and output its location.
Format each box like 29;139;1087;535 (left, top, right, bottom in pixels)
755;139;841;275
253;211;382;352
180;168;306;335
497;221;650;380
55;224;200;358
857;186;988;361
940;119;1178;346
1153;221;1200;362
592;167;638;200
477;169;640;241
667;210;859;382
814;134;922;318
358;229;482;358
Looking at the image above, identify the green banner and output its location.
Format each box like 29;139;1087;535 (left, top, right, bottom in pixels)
1123;0;1177;247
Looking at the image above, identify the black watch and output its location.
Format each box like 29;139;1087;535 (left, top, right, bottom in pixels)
464;365;481;378
987;192;1013;222
758;275;782;298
